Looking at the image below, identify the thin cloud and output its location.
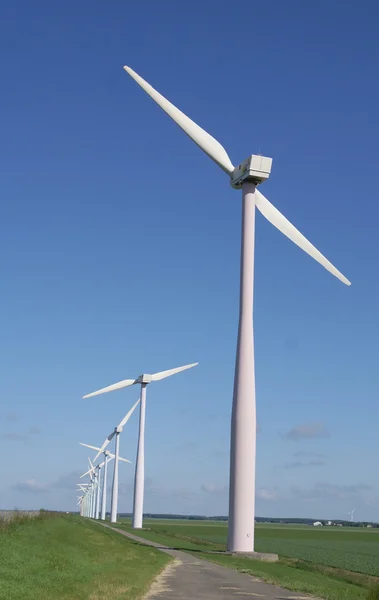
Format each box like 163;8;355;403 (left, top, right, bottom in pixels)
52;471;82;491
12;479;49;494
279;459;325;469
283;422;329;441
256;488;278;501
211;449;227;458
0;428;41;442
293;451;327;459
29;427;41;435
290;482;373;502
201;483;228;494
172;488;199;501
0;432;27;442
5;413;20;423
173;441;197;454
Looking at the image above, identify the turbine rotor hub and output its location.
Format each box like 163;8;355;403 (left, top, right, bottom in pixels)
137;374;152;384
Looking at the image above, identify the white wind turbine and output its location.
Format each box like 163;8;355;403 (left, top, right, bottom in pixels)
77;495;83;515
121;66;350;552
82;399;139;523
82;486;91;518
81;457;115;520
84;362;198;529
80;443;129;521
80;458;98;518
76;483;90;516
348;509;356;523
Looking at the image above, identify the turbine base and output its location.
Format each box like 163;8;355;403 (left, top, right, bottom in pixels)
228;551;278;562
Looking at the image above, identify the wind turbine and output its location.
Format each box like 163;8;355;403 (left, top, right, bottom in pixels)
77;495;83;515
348;509;356;523
84;362;198;528
80;457;113;519
77;490;88;517
80;458;98;518
79;443;130;520
76;484;88;516
121;66;350;552
81;399;139;523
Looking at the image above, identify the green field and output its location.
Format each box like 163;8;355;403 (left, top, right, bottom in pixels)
118;519;379;576
0;513;170;600
113;518;379;600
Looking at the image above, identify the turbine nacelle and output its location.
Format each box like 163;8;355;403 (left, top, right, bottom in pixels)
230;155;272;189
136;374;153;384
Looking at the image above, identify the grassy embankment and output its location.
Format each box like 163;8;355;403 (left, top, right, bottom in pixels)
113;518;379;600
0;512;170;600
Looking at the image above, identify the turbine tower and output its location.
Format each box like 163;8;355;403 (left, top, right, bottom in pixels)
121;66;350;553
84;362;198;529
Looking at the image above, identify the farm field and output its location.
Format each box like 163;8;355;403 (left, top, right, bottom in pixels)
113;518;379;599
118;518;379;576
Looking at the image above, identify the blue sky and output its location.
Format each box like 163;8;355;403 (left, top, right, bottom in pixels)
1;0;378;521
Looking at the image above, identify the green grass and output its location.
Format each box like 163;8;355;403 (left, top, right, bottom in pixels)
117;518;379;576
112;518;379;600
0;514;170;600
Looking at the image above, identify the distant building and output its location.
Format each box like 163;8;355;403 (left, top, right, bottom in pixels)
313;521;323;527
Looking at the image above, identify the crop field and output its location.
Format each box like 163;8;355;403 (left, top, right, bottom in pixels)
119;519;379;577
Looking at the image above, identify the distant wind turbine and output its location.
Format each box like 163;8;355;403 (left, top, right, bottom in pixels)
82;399;139;523
80;458;98;518
347;509;356;523
84;362;198;528
121;65;350;552
79;443;130;521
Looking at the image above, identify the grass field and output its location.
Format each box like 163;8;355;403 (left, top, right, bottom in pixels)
0;513;170;600
118;518;379;576
114;518;379;600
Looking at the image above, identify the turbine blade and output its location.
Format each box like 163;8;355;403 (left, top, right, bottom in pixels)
108;450;131;464
80;468;92;478
83;378;137;399
79;443;101;452
255;190;351;286
123;66;234;175
92;433;114;462
151;362;198;381
92;449;103;463
118;398;140;428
